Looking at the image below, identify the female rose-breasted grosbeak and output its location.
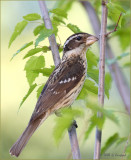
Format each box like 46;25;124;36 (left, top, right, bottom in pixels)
10;33;98;157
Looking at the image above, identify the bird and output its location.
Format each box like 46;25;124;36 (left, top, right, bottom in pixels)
9;32;98;157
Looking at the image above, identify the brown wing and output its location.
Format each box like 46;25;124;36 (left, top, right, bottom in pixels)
30;57;85;122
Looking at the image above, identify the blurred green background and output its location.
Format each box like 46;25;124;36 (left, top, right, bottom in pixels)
1;1;130;159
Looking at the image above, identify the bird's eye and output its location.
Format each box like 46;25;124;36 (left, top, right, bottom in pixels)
76;36;82;41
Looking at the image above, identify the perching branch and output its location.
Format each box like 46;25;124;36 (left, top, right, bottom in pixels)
68;120;81;159
93;1;108;159
81;1;130;115
38;1;81;159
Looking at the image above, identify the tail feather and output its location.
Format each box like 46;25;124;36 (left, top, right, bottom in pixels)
9;120;40;157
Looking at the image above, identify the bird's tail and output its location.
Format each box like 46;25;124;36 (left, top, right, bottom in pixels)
9;120;41;157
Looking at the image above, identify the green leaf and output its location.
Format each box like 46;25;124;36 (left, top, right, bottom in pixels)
87;69;99;84
84;79;98;95
107;2;126;27
90;113;105;130
23;48;43;59
55;0;74;12
42;46;50;52
121;11;131;27
50;8;67;19
19;83;37;109
33;66;55;77
86;50;98;68
23;13;41;21
117;28;130;51
105;73;112;99
116;137;127;146
67;23;81;33
33;24;45;36
35;29;53;47
53;108;84;144
36;84;45;99
77;86;88;100
84;123;95;140
53;16;66;24
9;20;28;48
86;101;119;124
101;133;119;155
24;56;45;86
10;41;33;60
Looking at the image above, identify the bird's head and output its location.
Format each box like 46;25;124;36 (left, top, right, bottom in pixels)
62;33;98;60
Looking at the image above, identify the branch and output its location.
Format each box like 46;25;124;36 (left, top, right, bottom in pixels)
106;12;122;37
38;1;81;159
93;1;108;159
38;1;60;66
68;120;81;159
81;1;130;115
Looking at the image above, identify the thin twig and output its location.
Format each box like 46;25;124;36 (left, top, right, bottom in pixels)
93;0;108;159
106;12;122;37
38;1;81;159
81;1;130;115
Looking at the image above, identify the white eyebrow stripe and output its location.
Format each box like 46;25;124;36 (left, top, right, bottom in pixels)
63;34;84;48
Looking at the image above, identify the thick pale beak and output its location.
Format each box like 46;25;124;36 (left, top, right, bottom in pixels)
86;35;99;46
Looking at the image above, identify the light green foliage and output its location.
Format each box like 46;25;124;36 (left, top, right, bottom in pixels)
53;16;66;25
101;133;119;155
23;13;41;21
77;87;88;100
8;20;28;48
90;113;105;130
105;73;112;99
19;83;37;109
107;2;126;27
84;101;118;140
86;101;119;124
87;69;99;84
10;41;33;60
35;29;54;47
115;28;130;51
24;56;45;86
33;66;55;77
116;137;127;146
53;108;84;144
84;79;98;95
67;23;82;33
55;0;74;12
36;84;45;99
23;48;44;59
86;50;98;68
50;8;68;19
33;24;45;36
